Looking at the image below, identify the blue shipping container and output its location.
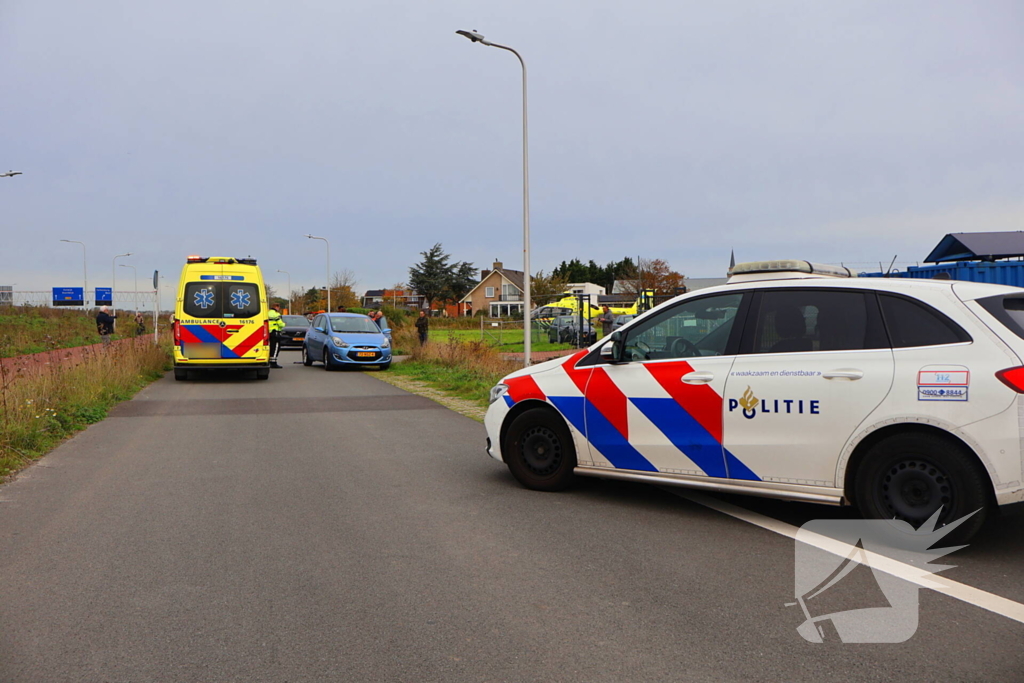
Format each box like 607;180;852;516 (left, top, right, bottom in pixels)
860;261;1024;289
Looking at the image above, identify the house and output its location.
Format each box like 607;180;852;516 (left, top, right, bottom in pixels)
460;260;527;317
565;282;606;297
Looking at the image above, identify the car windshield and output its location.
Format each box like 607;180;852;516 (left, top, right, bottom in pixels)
282;315;308;326
328;316;380;333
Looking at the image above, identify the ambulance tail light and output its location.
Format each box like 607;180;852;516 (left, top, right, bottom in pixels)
995;367;1024;393
172;319;181;346
262;320;270;346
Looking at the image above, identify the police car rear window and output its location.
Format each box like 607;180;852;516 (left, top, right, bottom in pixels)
183;282;260;318
978;295;1024;342
878;294;970;348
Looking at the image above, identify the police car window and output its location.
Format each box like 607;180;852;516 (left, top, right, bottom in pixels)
752;290;883;353
879;294;970;347
221;283;260;318
623;293;742;361
183;282;221;318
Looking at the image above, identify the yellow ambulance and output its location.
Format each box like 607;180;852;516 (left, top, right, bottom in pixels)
172;256;271;380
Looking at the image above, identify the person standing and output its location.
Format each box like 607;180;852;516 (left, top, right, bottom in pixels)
96;306;116;347
268;303;285;368
134;311;146;337
415;310;429;346
597;305;615;338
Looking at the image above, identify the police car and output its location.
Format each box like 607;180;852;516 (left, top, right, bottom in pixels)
484;260;1024;541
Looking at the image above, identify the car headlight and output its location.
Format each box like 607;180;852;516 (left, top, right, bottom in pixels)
488;383;510;405
380;338;390;348
331;337;349;348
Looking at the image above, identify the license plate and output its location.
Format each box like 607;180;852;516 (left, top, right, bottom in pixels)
293;337;303;341
356;351;376;357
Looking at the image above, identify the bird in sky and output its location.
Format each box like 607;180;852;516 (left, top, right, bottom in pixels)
0;170;23;177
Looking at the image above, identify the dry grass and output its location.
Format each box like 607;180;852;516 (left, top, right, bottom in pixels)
0;339;171;478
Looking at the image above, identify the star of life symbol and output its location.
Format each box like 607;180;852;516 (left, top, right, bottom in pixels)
230;289;251;309
788;509;975;643
194;288;215;310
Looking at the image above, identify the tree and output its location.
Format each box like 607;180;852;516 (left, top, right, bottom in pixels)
408;243;476;309
617;258;685;296
531;270;570;304
329;270;360;309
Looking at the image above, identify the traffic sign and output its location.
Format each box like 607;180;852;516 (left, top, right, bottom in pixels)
53;287;84;307
95;287;112;306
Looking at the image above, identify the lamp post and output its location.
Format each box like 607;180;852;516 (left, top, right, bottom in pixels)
111;252;132;314
277;269;292;314
456;29;532;366
60;239;88;308
304;234;331;312
119;263;138;311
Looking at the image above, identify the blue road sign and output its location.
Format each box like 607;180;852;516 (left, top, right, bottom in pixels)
95;287;113;306
53;287;84;306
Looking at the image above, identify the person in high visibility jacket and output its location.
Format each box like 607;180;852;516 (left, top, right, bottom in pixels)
268;303;285;368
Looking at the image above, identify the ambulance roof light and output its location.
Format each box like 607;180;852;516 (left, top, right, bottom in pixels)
187;255;205;263
728;260;854;279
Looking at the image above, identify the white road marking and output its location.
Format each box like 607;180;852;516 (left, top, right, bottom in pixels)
668;488;1024;626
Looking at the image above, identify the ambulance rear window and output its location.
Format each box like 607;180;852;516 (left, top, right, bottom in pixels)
183;282;260;318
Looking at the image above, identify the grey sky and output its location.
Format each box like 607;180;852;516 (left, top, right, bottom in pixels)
2;0;1022;299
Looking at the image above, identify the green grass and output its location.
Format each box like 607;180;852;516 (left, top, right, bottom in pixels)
437;328;575;353
390;360;508;408
0;308;103;357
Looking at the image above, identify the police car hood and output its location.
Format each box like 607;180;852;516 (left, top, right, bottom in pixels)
502;352;580;381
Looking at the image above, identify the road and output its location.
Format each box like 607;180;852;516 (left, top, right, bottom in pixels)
2;357;1023;682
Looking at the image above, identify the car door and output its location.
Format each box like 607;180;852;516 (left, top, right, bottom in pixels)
582;291;748;478
307;315;326;356
723;288;894;486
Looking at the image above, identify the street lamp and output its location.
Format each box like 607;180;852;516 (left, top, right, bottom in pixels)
456;29;532;366
111;252;132;314
277;269;292;314
304;234;331;312
60;239;88;308
119;263;138;311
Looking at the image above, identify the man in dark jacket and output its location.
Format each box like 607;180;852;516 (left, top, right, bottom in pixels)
415;310;429;345
96;306;116;347
596;305;615;338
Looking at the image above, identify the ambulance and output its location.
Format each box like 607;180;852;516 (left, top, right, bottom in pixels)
485;260;1024;541
172;256;271;380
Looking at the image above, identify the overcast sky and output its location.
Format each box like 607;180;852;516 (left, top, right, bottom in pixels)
2;0;1022;300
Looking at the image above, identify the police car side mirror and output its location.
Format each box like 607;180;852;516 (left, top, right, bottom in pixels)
600;331;625;363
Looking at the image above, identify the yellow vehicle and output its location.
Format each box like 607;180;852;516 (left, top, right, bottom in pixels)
172;255;271;381
537;289;658;320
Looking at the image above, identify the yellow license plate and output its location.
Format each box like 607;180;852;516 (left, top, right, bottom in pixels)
293;337;303;341
356;351;376;357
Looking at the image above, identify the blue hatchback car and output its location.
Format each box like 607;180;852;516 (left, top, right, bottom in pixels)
302;313;392;370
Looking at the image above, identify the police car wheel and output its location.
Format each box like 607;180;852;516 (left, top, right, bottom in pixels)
855;433;989;541
504;408;576;491
302;346;313;366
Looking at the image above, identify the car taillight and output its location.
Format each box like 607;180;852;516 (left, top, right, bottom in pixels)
172;320;181;345
995;366;1024;392
263;320;269;345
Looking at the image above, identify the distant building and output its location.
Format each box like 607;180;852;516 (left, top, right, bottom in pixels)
361;288;424;310
683;277;728;292
565;282;606;297
461;260;526;317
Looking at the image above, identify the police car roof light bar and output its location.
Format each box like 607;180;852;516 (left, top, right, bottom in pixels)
729;260;854;279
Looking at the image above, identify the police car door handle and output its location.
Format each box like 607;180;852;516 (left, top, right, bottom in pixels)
681;371;714;384
823;369;864;381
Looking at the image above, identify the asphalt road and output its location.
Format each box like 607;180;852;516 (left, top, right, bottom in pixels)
2;357;1023;682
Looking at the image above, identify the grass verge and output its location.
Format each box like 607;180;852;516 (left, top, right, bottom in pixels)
382;328;518;417
0;340;172;479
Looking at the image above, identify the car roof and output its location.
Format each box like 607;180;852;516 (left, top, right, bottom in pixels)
683;275;1021;300
327;312;369;317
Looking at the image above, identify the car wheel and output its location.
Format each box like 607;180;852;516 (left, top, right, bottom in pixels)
854;432;990;542
256;368;270;380
173;368;188;381
503;407;577;491
323;348;335;371
302;345;313;366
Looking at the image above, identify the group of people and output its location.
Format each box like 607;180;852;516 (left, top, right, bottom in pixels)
95;307;148;347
